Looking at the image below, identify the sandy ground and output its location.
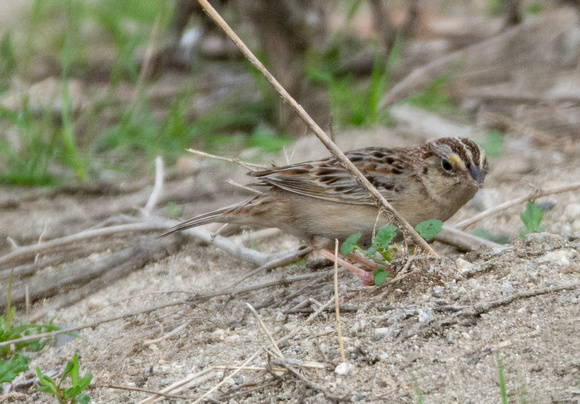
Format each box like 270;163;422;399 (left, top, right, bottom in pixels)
2;125;580;403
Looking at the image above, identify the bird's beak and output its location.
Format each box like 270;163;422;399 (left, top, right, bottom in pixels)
469;162;484;187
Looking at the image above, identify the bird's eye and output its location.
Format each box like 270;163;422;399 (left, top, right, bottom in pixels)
441;158;453;172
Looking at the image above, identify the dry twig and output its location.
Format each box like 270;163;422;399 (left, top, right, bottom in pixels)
275;295;336;348
274;360;346;402
137;367;218;404
195;269;335;302
1;269;338;350
333;240;347;363
142;319;192;346
26;236;184;321
191;348;264;404
106;384;198;400
435;281;580;317
0;222;158;270
187;148;266;170
246;303;284;358
0;219;272;271
437;225;503;251
0;300;188;350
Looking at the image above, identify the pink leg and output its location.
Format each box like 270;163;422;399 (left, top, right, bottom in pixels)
317;249;375;286
345;252;379;271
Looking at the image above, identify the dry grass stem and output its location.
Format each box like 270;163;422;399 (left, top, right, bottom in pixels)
191;348;264;404
246;303;284;358
217;363;326;371
87;215;141;230
25;285;30;317
134;8;162;96
287;297;325;313
274;360;345;401
333;239;347;363
137;368;217;404
186;148;266;170
196;0;437;257
275;296;335;348
284;305;360;315
143;319;192;346
106;384;198;400
0;300;189;350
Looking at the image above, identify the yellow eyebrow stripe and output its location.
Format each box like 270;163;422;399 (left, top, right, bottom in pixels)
449;154;461;165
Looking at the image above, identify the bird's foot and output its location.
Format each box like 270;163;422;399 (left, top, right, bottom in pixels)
317;249;375;286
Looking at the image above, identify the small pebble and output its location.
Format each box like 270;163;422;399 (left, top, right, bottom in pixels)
406;352;421;365
502;281;515;294
374;328;391;339
456;258;474;272
211;329;225;341
539;249;577;266
334;362;354;375
233;375;244;385
418;308;435;324
564;204;580;221
87;296;106;310
432;286;445;298
283;322;298;332
224;335;240;343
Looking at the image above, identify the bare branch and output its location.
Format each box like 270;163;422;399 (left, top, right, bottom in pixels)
437;225;503;251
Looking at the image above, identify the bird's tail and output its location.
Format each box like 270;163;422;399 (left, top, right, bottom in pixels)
157;201;246;238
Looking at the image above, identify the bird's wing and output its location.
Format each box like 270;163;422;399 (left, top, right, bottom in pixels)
248;147;415;206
